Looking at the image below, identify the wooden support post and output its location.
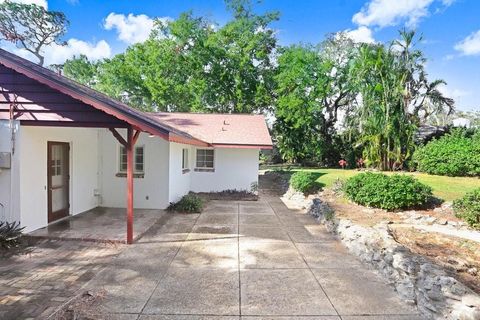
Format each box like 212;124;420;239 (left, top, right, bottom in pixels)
126;126;134;244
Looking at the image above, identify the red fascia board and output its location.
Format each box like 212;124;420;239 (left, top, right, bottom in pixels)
0;56;169;138
211;143;273;150
169;133;211;147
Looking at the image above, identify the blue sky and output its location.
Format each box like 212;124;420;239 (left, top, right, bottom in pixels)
3;0;480;111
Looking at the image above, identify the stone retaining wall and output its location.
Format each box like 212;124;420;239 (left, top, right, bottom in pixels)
307;197;480;320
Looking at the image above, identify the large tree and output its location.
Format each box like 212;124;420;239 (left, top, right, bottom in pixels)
273;45;329;164
0;0;69;66
346;31;454;170
63;0;279;113
273;35;358;165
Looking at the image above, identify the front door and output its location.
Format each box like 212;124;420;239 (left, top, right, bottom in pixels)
47;142;70;223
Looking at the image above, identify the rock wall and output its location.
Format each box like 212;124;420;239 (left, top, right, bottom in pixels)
308;198;480;320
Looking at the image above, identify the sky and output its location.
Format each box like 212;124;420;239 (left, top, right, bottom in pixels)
1;0;480;111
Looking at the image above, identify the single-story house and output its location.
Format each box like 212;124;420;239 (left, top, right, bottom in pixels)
0;49;272;243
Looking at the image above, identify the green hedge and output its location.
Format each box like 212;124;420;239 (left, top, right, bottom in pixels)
453;188;480;229
289;171;320;194
344;172;432;211
413;129;480;177
168;194;203;213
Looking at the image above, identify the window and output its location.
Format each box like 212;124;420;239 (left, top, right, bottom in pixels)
195;149;214;170
119;145;145;173
182;148;189;171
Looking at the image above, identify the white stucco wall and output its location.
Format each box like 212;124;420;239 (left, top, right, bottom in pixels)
99;130;170;209
0;120;21;224
19;126;100;232
9;125;261;232
168;143;193;203
190;148;259;193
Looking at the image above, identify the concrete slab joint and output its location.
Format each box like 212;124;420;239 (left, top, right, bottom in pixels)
307;196;480;320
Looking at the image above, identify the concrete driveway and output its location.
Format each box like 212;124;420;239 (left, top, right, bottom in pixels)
86;195;422;320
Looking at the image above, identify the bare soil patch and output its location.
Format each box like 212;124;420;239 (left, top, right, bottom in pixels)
319;189;480;294
194;190;258;201
391;226;480;294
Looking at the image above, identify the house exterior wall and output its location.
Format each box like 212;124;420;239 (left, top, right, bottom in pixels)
98;129;170;209
4;125;260;233
190;148;259;193
168;142;193;203
0;120;20;224
19;126;100;232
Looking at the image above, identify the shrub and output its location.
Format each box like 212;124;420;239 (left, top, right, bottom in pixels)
289;171;320;194
453;188;480;229
168;194;203;213
0;221;25;250
344;172;433;211
413;129;480;177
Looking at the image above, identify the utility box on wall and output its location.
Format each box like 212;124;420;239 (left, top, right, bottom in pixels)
0;152;11;169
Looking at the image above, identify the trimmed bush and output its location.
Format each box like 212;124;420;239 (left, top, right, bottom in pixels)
168;194;203;213
289;171;320;194
413;129;480;177
453;188;480;229
344;172;433;211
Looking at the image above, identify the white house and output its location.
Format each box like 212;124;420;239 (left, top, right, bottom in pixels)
0;49;272;243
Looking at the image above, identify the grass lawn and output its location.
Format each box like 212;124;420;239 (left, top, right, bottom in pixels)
262;166;480;201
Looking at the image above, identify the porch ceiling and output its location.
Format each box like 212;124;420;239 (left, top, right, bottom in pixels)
0;48;209;146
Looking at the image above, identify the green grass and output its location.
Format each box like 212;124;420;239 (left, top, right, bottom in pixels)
262;166;480;201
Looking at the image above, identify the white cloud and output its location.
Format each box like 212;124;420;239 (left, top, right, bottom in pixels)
1;38;111;65
352;0;455;29
344;26;375;43
42;38;111;65
104;13;157;44
353;0;434;28
439;84;470;100
454;30;480;56
0;0;47;8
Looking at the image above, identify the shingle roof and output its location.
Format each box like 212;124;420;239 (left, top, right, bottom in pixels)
146;112;272;148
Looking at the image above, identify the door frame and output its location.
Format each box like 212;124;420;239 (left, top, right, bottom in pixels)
47;141;70;223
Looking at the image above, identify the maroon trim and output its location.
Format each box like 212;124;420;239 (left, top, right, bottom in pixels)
20;120;129;128
126;126;134;244
0;49;206;144
109;128;128;147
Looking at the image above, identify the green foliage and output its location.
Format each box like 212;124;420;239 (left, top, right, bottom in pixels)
413;129;480;177
273;35;358;165
344;172;433;211
0;221;25;250
63;2;278;113
453;188;480;229
274;45;328;164
349;43;415;170
347;30;453;170
289;171;321;194
168;194;204;213
63;54;98;87
0;1;69;66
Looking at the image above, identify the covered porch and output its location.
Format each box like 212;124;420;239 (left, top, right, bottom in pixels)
28;207;165;243
0;48;202;244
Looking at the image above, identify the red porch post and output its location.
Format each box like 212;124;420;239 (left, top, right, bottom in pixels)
126;126;134;244
108;127;141;244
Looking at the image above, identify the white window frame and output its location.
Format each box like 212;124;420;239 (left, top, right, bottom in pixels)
182;148;189;172
195;148;215;171
119;145;145;174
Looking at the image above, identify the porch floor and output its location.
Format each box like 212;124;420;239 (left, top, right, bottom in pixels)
28;207;165;243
